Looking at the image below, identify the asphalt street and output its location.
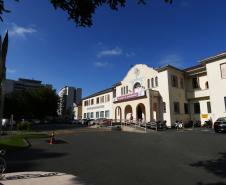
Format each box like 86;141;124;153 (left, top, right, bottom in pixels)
5;128;226;185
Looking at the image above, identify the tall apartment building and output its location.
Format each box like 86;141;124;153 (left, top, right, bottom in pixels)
82;51;226;127
4;78;52;94
58;86;82;118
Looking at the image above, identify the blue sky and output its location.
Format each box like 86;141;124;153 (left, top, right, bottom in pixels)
0;0;226;97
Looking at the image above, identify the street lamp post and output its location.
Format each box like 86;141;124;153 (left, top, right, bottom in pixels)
0;31;8;135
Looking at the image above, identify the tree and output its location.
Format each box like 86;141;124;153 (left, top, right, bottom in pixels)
4;87;59;120
0;31;8;133
0;0;172;27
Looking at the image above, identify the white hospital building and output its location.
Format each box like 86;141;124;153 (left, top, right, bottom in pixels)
82;52;226;127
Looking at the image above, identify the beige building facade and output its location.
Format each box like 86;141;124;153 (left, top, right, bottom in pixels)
82;88;112;120
82;52;226;127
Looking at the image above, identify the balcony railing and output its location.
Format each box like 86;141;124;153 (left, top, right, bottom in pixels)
186;89;210;99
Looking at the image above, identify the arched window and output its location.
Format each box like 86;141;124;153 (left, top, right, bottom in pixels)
155;77;158;87
205;81;209;89
151;78;154;88
133;82;141;90
147;79;150;89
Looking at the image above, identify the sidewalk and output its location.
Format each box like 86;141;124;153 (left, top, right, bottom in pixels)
0;171;88;185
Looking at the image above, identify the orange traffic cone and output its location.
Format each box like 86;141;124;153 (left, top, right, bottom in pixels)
49;131;56;144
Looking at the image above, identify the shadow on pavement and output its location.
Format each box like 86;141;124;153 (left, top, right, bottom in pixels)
197;182;226;185
191;152;226;185
5;148;68;173
45;139;68;144
190;152;226;178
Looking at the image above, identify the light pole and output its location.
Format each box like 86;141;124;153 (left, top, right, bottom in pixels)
0;31;8;135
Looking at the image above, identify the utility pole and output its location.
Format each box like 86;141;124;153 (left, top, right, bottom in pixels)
0;31;8;135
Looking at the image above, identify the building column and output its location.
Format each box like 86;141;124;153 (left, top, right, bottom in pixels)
147;89;153;122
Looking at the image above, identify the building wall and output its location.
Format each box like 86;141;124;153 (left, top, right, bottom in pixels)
167;69;190;125
58;86;82;117
4;78;51;93
112;64;172;126
156;70;171;127
74;105;82;120
189;98;211;123
81;53;226;127
112;96;151;121
4;79;14;94
206;58;226;122
185;72;211;124
82;92;113;119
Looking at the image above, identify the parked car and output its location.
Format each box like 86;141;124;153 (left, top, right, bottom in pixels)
81;119;90;125
93;118;112;126
147;120;167;130
214;117;226;133
71;119;80;124
80;119;94;125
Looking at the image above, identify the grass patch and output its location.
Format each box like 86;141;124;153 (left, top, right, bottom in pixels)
16;132;49;139
0;136;29;151
0;132;49;151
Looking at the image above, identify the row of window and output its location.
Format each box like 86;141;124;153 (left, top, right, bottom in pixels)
84;110;110;119
192;78;209;89
171;75;184;88
147;77;158;89
84;94;110;107
173;102;212;114
189;63;225;90
121;86;129;95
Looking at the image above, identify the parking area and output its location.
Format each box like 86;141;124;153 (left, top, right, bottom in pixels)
5;128;226;185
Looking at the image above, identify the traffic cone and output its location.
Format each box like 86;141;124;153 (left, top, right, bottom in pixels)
49;131;55;144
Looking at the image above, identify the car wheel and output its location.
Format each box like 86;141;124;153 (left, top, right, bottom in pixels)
214;129;219;133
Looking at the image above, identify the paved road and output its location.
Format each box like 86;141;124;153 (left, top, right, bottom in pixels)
5;128;226;185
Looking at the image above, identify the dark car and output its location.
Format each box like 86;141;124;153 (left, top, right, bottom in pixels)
214;117;226;133
81;119;90;125
147;120;167;130
93;118;112;126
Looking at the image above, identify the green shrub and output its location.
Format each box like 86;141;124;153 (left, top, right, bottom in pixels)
17;121;32;131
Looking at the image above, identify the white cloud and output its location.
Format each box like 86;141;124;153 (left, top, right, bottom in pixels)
7;68;17;74
94;61;112;67
9;23;37;38
159;54;185;68
98;47;122;58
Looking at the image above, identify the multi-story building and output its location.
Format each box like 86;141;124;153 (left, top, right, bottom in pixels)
73;102;82;120
58;86;82;118
4;78;52;94
82;88;112;120
82;51;226;127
